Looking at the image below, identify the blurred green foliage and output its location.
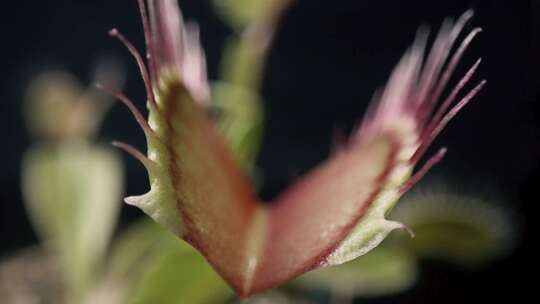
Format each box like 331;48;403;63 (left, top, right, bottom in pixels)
22;143;123;301
108;220;233;304
293;243;418;298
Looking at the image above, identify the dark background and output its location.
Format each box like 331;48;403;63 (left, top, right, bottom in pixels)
1;0;538;303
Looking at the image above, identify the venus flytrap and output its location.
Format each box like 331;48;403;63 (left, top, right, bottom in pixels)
107;0;485;297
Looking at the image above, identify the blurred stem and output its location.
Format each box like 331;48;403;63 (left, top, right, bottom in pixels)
220;0;292;89
220;30;267;89
215;0;293;172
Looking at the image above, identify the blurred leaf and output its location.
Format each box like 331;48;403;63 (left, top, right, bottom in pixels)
129;251;233;304
24;71;117;141
107;219;189;279
292;244;418;298
21;143;124;300
25;72;86;139
390;184;518;268
109;220;233;304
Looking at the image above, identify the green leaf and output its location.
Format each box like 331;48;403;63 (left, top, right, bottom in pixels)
108;220;233;304
21;143;123;300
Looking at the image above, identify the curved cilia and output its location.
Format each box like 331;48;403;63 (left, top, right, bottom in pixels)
103;0;485;297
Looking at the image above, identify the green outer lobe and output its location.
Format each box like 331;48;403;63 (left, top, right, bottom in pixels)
127;126;183;236
325;148;416;265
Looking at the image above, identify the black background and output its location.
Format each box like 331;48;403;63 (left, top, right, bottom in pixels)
1;0;538;303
